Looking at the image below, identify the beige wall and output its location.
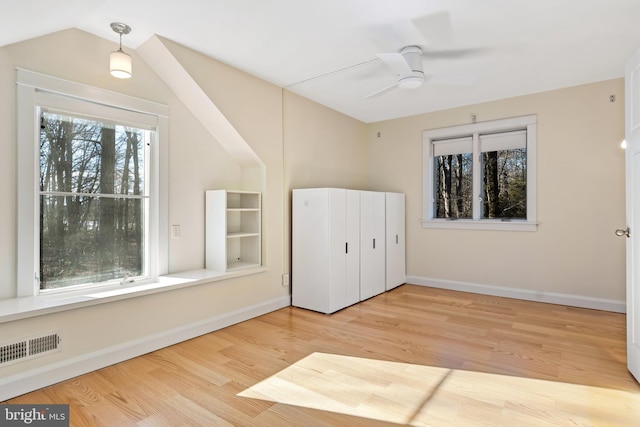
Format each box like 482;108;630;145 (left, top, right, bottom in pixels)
368;79;626;301
0;46;16;301
284;90;369;190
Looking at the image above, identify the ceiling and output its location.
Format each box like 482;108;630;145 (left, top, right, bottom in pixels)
3;0;640;123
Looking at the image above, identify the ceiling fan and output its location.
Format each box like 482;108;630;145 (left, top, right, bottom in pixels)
367;45;426;98
363;11;484;98
285;11;480;97
366;44;479;98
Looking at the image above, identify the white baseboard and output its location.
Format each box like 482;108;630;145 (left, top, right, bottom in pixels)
0;295;290;402
406;276;626;314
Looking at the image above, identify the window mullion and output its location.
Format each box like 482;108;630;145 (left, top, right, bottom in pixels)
472;133;481;220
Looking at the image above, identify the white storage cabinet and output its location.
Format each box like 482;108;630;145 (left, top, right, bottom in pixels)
206;190;261;272
292;188;360;314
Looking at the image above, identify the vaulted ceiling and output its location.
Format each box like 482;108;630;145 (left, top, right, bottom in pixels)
4;0;640;122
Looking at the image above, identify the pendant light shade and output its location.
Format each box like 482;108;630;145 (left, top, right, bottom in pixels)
110;22;132;79
110;49;131;79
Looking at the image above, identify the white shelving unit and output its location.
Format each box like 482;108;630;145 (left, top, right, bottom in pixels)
206;190;261;272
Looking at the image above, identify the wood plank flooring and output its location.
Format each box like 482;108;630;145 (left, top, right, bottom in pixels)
4;285;640;426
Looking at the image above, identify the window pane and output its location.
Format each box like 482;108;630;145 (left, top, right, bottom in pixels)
40;112;146;196
434;153;473;219
482;148;527;219
39;111;148;291
39;195;145;290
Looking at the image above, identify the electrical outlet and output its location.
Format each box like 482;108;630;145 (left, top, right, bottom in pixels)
282;273;290;287
171;225;180;240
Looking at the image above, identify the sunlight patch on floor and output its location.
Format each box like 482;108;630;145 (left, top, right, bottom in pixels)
238;352;640;426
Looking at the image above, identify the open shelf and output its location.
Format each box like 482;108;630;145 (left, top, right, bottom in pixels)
206;190;261;272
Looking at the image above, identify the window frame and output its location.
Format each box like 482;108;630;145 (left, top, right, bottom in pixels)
422;115;537;231
17;69;169;297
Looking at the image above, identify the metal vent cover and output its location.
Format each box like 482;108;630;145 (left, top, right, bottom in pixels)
0;332;61;366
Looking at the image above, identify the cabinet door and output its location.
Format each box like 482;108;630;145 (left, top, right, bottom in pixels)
345;190;361;307
292;189;333;313
360;191;386;300
328;189;348;313
386;192;406;290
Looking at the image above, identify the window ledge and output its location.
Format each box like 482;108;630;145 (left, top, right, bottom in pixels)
0;266;267;324
421;219;538;231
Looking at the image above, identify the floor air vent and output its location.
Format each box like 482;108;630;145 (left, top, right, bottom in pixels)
0;332;61;366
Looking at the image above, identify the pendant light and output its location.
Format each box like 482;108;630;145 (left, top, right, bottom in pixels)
110;22;132;79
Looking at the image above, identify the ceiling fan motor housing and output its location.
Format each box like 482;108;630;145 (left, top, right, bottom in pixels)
398;46;425;89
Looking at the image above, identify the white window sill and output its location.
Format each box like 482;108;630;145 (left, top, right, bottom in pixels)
0;266;267;324
421;219;538;231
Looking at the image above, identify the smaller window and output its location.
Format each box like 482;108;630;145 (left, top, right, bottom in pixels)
423;115;537;231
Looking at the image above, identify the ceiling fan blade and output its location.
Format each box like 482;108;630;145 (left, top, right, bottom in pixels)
426;73;478;85
377;52;412;77
413;10;454;48
365;81;399;99
422;47;487;60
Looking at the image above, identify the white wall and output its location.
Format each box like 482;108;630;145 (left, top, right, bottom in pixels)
368;79;626;307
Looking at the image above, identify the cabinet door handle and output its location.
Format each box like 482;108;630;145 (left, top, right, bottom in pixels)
373;238;376;249
345;242;348;254
396;234;398;244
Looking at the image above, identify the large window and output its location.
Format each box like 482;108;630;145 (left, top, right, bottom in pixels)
39;111;150;290
17;70;169;296
423;115;536;231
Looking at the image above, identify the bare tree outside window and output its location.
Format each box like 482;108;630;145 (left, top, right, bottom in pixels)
39;112;147;290
434;153;472;219
482;148;527;219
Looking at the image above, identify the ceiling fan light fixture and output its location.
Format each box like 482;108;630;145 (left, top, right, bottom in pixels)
109;22;132;79
398;73;424;90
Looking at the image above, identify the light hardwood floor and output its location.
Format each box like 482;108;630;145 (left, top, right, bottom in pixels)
4;285;640;426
